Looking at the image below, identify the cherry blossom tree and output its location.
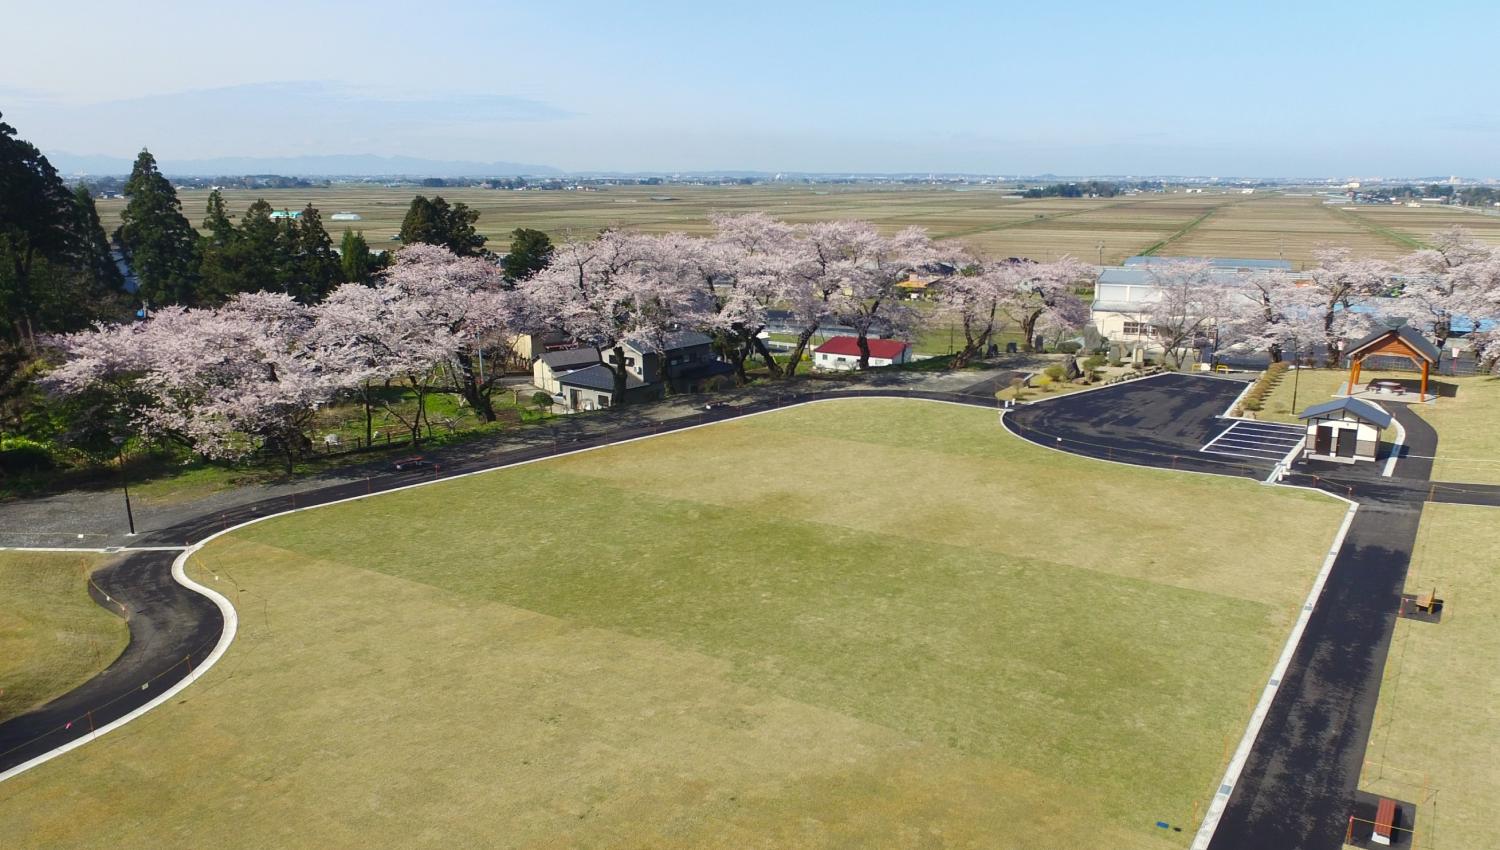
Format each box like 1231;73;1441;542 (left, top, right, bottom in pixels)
47;293;335;472
315;244;517;443
1304;247;1391;364
1001;256;1094;352
702;213;795;381
1398;227;1498;345
777;220;865;378
1141;260;1243;369
829;224;936;369
937;255;1026;367
522;230;712;402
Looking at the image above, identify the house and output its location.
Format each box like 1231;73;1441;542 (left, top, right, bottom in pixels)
1298;397;1392;464
605;331;732;389
812;336;911;371
532;347;601;394
554;364;653;411
510;331;576;364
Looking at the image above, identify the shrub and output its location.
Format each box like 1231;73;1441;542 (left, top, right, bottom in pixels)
1034;375;1054;391
530;391;554;411
1083;354;1108;370
1056;341;1082;354
1109;358;1124;368
1043;364;1065;381
0;437;56;473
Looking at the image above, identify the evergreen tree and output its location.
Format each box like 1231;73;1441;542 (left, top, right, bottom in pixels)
399;194;486;256
0;113;78;347
501;227;553;282
116;149;200;306
340;229;380;284
288;205;340;303
70;186;125;295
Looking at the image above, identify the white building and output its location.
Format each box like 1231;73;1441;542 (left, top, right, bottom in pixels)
1089;257;1299;346
812;336;911;370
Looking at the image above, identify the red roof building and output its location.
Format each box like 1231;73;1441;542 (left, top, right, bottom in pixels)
812;336;912;370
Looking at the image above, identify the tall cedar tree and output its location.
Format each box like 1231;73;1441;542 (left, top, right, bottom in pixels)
339;229;381;284
1;115;123;348
116;149;200;306
199;197;340;303
501;227;554;282
399;195;487;256
289;205;340;303
0;114;80;346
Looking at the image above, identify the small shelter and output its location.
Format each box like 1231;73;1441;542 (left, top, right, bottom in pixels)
1343;326;1441;400
1298;397;1392;464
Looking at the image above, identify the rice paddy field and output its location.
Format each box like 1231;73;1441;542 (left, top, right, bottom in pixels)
0;399;1349;850
93;185;1481;268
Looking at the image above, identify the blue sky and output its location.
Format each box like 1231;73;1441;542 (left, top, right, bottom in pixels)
4;0;1496;175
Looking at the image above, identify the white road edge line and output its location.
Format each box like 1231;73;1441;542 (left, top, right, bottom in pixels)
0;546;192;554
0;394;980;783
1377;403;1405;478
1189;499;1360;850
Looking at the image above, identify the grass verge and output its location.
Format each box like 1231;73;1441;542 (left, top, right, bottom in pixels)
0;552;128;723
1357;503;1500;848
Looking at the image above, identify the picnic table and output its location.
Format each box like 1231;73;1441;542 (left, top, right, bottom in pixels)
1367;379;1406;395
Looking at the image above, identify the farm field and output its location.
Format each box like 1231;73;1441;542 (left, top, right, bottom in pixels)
93;185;1457;268
1338;204;1500;249
1157;195;1413;264
0;399;1348;850
1357;503;1500;850
0;552;126;724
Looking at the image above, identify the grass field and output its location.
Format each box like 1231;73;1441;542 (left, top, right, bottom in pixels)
93;185;1457;268
1357;503;1500;850
0;552;127;724
0;399;1347;849
1257;368;1500;484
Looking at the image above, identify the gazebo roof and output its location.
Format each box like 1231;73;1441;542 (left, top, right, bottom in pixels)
1345;325;1441;364
1297;396;1394;429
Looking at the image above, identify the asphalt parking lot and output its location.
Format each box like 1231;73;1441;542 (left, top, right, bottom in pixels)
1003;372;1273;479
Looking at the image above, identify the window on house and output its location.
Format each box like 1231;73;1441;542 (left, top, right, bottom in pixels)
598;395;610;407
1123;321;1155;336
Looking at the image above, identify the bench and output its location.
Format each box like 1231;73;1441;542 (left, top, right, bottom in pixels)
392;455;430;471
1373;797;1396;845
1416;588;1438;613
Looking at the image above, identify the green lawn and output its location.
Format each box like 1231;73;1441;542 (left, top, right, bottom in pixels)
0;552;128;724
1358;503;1500;849
0;400;1347;849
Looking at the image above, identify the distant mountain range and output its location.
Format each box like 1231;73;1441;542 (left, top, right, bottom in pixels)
46;152;562;178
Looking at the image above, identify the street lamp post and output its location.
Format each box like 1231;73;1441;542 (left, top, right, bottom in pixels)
1290;341;1301;412
113;436;136;536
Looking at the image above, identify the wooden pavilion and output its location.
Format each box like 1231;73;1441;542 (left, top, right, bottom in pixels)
1343;326;1442;400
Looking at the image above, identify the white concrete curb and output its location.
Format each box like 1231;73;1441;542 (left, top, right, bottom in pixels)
0;545;237;784
1188;499;1360;850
